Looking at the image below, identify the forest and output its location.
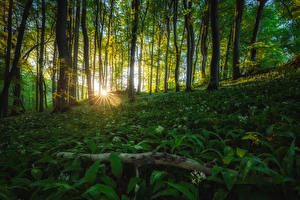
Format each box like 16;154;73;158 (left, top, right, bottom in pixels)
0;0;300;199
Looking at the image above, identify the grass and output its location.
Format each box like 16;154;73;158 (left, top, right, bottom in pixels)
0;69;300;199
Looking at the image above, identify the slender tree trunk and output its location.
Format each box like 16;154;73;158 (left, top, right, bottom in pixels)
150;24;155;95
81;0;93;103
164;16;170;93
183;0;194;92
192;26;202;84
98;2;104;92
232;0;244;80
250;0;267;61
0;0;33;117
104;0;114;90
207;0;220;90
137;35;143;94
201;2;209;78
2;0;13;116
44;80;47;108
38;0;46;112
128;0;139;99
93;2;99;92
52;41;57;107
70;0;80;104
223;25;233;78
173;0;180;92
54;0;72;112
155;27;162;93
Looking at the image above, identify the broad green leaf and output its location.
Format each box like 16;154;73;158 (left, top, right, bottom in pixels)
121;195;130;200
83;184;119;200
213;188;229;200
110;152;123;179
222;170;238;190
127;177;140;194
168;182;195;200
151;188;179;199
212;165;223;177
100;175;117;188
87;140;97;153
283;139;295;175
150;171;167;185
236;148;247;158
84;160;101;184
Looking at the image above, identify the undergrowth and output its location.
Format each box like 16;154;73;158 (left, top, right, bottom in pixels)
0;71;299;200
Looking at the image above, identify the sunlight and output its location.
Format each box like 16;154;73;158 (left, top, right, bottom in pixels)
100;89;108;96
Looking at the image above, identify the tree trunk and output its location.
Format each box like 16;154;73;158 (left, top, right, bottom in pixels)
54;0;72;112
173;0;180;92
207;0;220;90
38;0;46;112
104;0;114;90
192;26;202;84
81;0;93;103
223;25;233;78
52;41;57;107
92;1;99;92
0;0;33;117
183;0;194;92
155;26;162;93
232;0;244;80
250;0;267;61
98;2;105;92
201;2;209;78
164;15;170;93
149;24;155;95
70;0;80;104
128;0;139;99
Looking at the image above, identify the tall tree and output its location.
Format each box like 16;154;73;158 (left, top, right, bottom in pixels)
81;0;93;102
183;0;195;92
223;25;233;78
232;0;244;80
155;25;162;93
164;2;171;93
38;0;46;112
207;0;220;90
250;0;267;61
128;0;140;99
51;41;57;107
173;0;180;92
0;0;33;117
54;0;72;112
201;2;209;78
70;0;80;104
149;24;155;95
92;1;99;92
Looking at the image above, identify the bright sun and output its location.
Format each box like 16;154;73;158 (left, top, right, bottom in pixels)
100;90;108;96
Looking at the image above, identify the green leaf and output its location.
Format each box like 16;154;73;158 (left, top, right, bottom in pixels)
168;182;195;200
283;139;295;175
222;170;238;190
31;168;42;180
84;160;101;184
121;195;130;200
127;177;140;194
212;165;223;177
100;175;117;188
83;184;119;200
236;148;247;158
110;152;123;179
151;188;179;199
87;140;97;153
213;188;229;200
150;171;167;185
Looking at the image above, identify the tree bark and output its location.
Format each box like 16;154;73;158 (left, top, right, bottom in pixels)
92;1;99;92
223;25;233;74
183;0;195;92
155;26;162;93
81;0;93;103
128;0;139;99
192;26;202;84
0;0;33;117
201;2;209;78
38;0;46;112
52;41;57;107
164;15;170;93
98;2;105;92
54;0;72;112
232;0;244;80
250;0;267;61
173;0;180;92
70;0;80;104
207;0;220;90
149;24;155;95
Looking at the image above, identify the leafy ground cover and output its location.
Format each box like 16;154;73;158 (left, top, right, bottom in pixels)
0;70;300;200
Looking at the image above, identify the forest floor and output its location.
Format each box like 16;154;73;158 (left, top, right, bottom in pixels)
0;67;300;200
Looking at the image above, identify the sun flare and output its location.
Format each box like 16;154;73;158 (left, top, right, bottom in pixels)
100;90;108;96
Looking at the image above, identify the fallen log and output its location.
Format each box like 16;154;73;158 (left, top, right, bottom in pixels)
57;151;213;176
